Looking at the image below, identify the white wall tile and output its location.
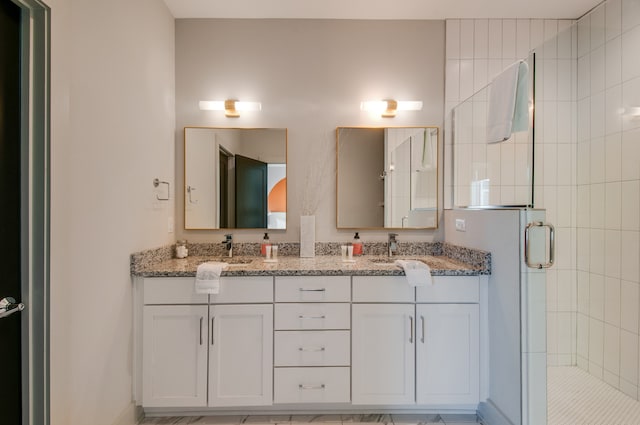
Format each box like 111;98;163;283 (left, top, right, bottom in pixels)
621;128;640;180
606;37;622;89
622;77;640;132
577;143;590;185
621;180;640;231
591;4;606;50
605;230;622;278
557;21;574;59
621;233;640;283
577;313;590;357
590;273;606;320
502;19;517;58
606;0;623;41
578;55;591;99
590;138;606;184
577;228;591;271
578;15;591;58
488;19;503;59
622;25;640;82
548;312;558;353
590;229;606;276
589;318;605;366
446;20;461;59
621;280;640;332
557;186;572;227
591;92;606;138
622;0;640;33
604;322;621;373
473;59;488;93
620;329;639;384
605;85;623;135
460;20;475;59
474;19;489;59
530;20;545;52
558;269;574;311
517;20;531;58
558;312;573;353
605;275;621;326
459;59;474;100
605;132;622;182
605;182;622;230
591;45;606;94
558;61;574;102
446;60;460;101
577;185;590;227
590;183;606;228
556;228;573;270
578;98;591;142
544;20;559;58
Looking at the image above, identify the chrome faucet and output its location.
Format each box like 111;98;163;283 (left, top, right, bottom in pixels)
388;233;399;257
222;234;233;257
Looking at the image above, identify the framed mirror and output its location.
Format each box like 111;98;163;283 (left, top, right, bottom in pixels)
336;126;438;229
184;127;287;230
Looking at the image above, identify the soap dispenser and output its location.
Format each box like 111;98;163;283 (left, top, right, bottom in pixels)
261;233;271;256
353;232;363;256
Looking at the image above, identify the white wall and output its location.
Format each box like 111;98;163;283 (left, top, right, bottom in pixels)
575;0;640;399
49;0;176;424
175;19;445;244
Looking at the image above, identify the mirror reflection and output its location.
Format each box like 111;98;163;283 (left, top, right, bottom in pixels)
336;127;438;229
184;127;287;230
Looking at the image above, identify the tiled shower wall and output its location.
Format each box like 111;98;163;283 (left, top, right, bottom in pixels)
575;0;640;399
444;18;578;367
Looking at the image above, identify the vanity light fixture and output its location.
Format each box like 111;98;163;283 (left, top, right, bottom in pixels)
199;99;262;118
360;99;423;118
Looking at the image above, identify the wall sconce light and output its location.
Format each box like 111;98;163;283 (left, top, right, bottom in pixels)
199;99;262;118
360;99;423;118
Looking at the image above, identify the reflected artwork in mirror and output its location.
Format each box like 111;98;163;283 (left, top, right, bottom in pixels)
336;126;438;229
184;127;287;230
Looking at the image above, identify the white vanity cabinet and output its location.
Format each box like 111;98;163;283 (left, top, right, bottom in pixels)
351;275;481;408
138;276;273;409
273;276;351;404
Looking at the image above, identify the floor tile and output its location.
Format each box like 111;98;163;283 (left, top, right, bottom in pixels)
193;416;245;424
391;413;442;424
438;414;479;424
243;416;291;424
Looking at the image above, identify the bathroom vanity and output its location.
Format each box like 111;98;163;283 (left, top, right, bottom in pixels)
131;250;490;416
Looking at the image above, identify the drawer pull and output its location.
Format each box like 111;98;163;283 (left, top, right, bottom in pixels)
298;315;326;319
299;384;326;390
298;346;326;352
299;288;326;292
421;315;426;343
409;316;414;344
211;317;215;345
199;317;203;345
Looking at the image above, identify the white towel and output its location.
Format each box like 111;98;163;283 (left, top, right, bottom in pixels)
195;261;228;294
395;260;434;286
487;60;529;144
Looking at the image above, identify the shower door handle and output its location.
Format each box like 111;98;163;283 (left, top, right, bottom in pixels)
524;221;555;269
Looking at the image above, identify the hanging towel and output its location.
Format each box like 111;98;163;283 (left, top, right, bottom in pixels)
395;260;434;286
487;60;529;143
195;261;228;294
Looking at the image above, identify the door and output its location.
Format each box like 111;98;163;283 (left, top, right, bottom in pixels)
209;304;273;406
0;1;24;423
416;304;480;405
352;304;415;405
142;305;208;407
235;154;267;228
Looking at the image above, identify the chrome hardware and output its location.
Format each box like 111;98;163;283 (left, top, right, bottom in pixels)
211;317;215;345
298;315;326;319
420;316;425;343
199;317;203;345
298;288;326;292
299;384;325;390
409;316;414;343
298;346;326;352
153;178;170;201
221;234;233;257
388;233;399;257
524;221;555;269
187;185;198;204
401;216;408;228
0;297;24;319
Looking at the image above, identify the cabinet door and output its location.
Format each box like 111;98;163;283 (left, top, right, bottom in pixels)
352;304;415;405
416;304;479;406
142;305;208;407
209;304;273;407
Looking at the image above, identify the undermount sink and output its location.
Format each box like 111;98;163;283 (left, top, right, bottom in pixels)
213;258;253;265
368;258;427;266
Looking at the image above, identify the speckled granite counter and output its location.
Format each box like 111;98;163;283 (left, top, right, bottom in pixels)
131;242;491;278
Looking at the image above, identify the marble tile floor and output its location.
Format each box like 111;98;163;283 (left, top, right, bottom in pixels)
140;413;484;425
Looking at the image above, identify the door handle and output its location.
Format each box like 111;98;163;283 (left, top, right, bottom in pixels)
0;297;24;319
524;221;555;269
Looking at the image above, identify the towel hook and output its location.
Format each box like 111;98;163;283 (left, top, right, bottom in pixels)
153;178;170;201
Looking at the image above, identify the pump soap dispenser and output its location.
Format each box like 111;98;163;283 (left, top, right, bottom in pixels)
261;233;271;256
353;232;363;256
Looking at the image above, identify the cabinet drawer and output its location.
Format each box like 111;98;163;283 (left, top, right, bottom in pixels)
275;304;350;330
352;276;415;303
274;331;350;366
210;276;273;303
415;276;479;303
143;278;209;305
274;367;350;404
275;276;350;302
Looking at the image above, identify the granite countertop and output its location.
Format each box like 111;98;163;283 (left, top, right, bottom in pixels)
133;254;489;278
